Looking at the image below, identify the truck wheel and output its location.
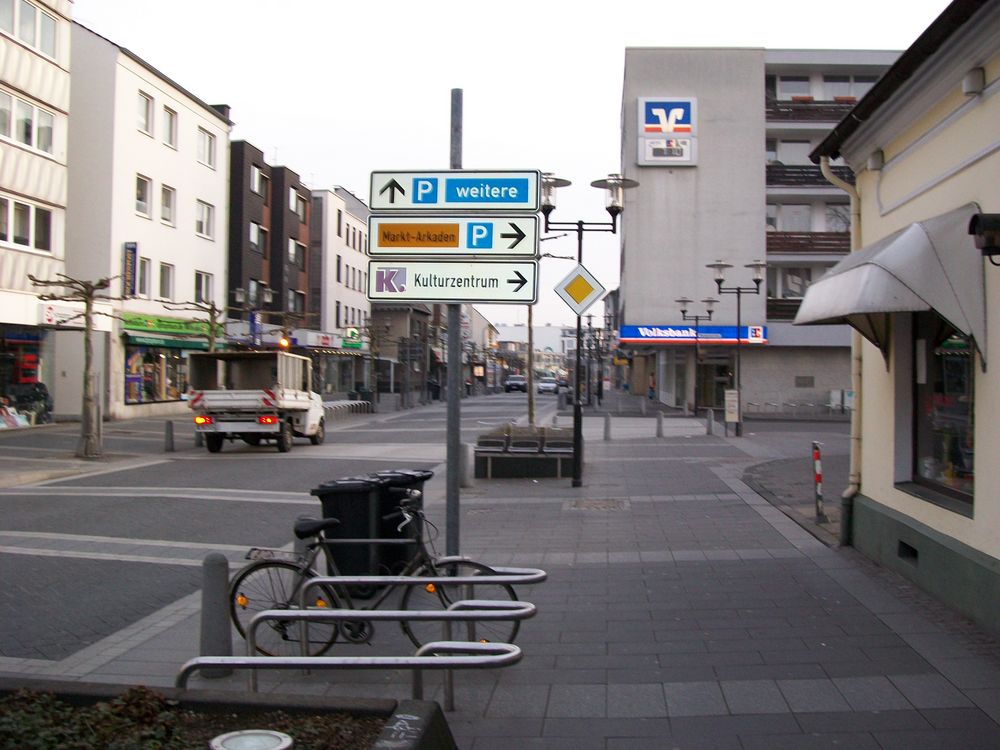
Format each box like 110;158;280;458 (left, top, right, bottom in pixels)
310;419;326;446
276;420;293;453
205;434;224;453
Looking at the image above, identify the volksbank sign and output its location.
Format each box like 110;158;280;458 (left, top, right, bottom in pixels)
367;260;538;304
619;324;767;345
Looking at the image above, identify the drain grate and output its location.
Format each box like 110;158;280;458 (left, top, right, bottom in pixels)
563;499;630;511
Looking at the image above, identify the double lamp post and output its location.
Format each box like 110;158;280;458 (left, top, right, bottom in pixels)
540;172;638;487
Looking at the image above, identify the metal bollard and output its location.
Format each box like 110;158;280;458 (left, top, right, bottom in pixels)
199;553;232;678
813;441;828;522
460;442;475;488
705;408;715;435
604;413;611;441
164;421;175;452
656;411;663;438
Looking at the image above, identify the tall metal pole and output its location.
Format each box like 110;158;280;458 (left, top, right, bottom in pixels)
572;221;584;487
735;290;743;437
446;89;462;556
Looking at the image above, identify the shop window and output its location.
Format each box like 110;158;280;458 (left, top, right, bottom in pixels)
913;311;974;502
124;346;187;404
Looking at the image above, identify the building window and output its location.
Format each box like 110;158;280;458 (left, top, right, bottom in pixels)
823;74;879;101
135;175;151;216
194;271;212;303
288;238;305;267
124;345;187;404
766;204;777;230
259;226;269;258
336;255;342;282
775;140;812;165
196;127;215;168
163;107;177;147
138;91;153;134
249;222;261;253
0;90;54;154
159;262;174;300
259;174;269;204
138;257;150;297
336;209;343;237
335;301;340;328
767;266;814;299
195;200;214;238
160;185;175;225
780;204;812;232
826;204;850;233
777;75;811;100
0;195;44;248
295;194;307;223
1;1;56;57
251;165;264;195
912;311;974;502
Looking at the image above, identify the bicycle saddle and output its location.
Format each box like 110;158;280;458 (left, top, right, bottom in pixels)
293;517;341;539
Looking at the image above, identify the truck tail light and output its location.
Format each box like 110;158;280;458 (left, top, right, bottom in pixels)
194;415;213;426
258;415;278;425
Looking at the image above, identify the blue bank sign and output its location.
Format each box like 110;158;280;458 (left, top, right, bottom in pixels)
620;324;767;345
370;170;540;212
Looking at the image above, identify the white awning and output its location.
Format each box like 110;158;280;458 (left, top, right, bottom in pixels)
793;203;986;367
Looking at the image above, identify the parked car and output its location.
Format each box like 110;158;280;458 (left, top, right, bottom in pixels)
537;377;558;395
504;375;527;393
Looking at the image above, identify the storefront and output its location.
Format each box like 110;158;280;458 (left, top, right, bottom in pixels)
303;329;369;397
117;312;215;415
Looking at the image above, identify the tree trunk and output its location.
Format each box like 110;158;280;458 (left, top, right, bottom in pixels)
77;294;102;459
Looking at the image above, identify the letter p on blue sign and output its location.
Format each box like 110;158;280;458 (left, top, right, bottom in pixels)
467;222;492;248
413;178;438;204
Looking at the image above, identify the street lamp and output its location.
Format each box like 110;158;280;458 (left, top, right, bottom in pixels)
542;172;638;487
675;296;717;413
705;259;766;436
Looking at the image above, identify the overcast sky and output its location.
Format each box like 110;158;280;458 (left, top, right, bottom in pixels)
72;0;951;328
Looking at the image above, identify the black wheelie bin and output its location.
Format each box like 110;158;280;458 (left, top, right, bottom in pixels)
309;475;389;577
364;468;434;574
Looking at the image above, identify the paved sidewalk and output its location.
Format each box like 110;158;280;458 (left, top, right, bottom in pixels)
4;412;1000;748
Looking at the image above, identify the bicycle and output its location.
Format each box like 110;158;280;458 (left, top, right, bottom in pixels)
228;489;519;656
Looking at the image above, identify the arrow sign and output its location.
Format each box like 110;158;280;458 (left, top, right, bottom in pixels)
507;270;527;292
370;170;540;212
367;215;538;257
367;260;538;304
378;178;405;203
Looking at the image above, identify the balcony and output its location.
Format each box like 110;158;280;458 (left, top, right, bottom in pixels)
767;231;850;255
767;297;802;321
765;99;855;122
766;163;855;187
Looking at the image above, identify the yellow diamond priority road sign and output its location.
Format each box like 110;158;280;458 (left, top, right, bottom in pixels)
555;263;605;317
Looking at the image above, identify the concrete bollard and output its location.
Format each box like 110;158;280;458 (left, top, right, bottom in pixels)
640;398;647;416
194;430;204;448
551;415;558;426
199;552;232;678
705;408;715;435
164;420;175;452
460;442;475;488
604;413;611;441
656;411;664;438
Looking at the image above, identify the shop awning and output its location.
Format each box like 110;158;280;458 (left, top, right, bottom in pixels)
793;203;986;367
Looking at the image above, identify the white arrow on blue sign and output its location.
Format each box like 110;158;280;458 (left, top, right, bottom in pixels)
370;170;540;212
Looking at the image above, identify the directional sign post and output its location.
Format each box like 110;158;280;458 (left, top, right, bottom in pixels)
368;215;538;257
370;170;540;213
367;260;537;304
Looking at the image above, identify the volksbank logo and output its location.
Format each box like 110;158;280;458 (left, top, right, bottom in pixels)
376;267;407;293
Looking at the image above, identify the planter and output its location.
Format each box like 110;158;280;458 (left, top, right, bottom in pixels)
0;677;456;750
474;424;578;479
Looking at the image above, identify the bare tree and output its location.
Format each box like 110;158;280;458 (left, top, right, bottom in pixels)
161;299;227;352
28;273;119;459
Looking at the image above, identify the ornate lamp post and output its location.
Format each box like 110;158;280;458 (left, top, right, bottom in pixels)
542;173;638;487
675;296;716;413
705;259;766;436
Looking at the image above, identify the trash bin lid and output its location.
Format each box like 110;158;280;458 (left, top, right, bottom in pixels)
310;476;387;496
367;469;434;485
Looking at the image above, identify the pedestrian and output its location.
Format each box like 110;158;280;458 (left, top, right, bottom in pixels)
648;373;655;400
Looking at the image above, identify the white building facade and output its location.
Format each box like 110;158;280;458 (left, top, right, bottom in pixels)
618;48;896;414
0;1;111;422
65;23;230;419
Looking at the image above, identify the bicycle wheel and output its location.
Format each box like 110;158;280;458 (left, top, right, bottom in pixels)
229;561;339;656
400;559;519;648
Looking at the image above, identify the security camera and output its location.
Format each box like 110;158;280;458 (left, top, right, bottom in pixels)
968;213;1000;260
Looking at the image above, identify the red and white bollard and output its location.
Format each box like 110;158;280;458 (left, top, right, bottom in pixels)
813;441;828;522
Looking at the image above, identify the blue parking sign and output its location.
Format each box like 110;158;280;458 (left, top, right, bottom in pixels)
467;222;493;248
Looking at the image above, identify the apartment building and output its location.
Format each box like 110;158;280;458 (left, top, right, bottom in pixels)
617;48;897;415
65;22;230;419
309;186;371;396
0;1;106;421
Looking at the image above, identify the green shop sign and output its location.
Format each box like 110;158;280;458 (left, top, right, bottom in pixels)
122;312;215;336
343;326;363;349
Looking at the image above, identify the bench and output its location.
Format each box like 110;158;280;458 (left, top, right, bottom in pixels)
474;427;577;479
